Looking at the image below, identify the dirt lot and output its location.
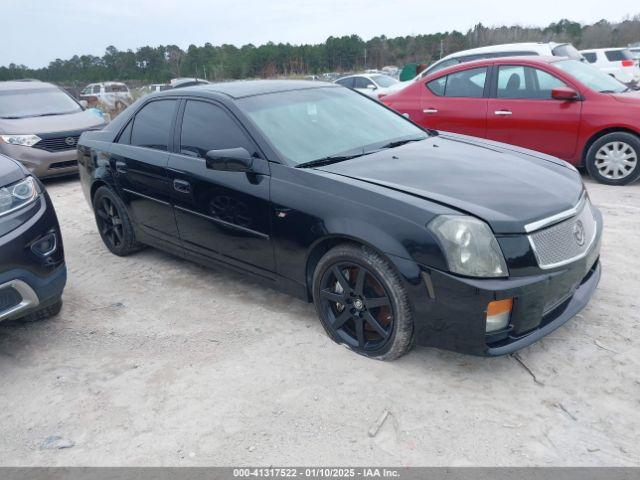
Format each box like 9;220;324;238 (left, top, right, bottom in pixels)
0;175;638;466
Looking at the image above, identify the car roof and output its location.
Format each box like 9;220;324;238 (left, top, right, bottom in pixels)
440;42;561;60
157;79;338;99
336;73;385;80
0;80;59;91
424;55;564;78
580;47;629;52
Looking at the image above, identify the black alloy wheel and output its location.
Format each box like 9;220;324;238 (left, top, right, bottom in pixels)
96;195;124;249
313;244;413;360
92;186;141;256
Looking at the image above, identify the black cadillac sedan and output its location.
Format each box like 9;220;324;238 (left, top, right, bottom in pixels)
77;81;602;360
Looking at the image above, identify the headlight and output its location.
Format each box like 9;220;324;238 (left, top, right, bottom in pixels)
0;134;41;147
428;215;508;278
0;177;40;216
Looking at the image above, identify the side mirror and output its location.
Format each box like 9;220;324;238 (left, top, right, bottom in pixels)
205;148;254;172
79;99;89;109
551;87;579;101
366;84;377;90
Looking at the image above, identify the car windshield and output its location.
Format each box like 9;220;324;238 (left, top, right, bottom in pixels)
552;44;585;61
239;87;428;165
0;87;82;118
371;75;399;87
554;59;628;93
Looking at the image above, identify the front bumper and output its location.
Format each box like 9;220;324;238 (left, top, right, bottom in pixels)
0;144;78;178
0;190;66;322
405;213;603;356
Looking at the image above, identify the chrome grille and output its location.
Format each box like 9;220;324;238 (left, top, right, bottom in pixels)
33;135;80;152
528;198;597;269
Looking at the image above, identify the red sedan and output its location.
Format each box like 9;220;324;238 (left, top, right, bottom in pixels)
382;56;640;185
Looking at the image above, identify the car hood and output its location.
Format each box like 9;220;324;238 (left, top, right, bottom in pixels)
611;91;640;104
317;133;583;234
0;154;26;186
0;109;105;135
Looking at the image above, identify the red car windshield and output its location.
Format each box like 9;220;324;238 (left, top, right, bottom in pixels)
554;59;628;93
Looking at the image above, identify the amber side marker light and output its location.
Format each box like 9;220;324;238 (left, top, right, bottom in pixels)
486;298;513;333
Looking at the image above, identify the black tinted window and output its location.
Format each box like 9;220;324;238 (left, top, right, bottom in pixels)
131;100;177;151
336;77;354;88
605;49;633;61
354;77;374;89
583;52;597;63
118;120;133;144
180;101;253;158
444;67;487;98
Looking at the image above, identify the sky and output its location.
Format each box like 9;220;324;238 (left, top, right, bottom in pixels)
2;0;639;68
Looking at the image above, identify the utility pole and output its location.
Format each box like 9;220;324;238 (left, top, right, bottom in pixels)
440;39;444;59
364;48;367;70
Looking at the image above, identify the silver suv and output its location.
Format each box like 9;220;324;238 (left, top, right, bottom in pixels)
0;81;106;178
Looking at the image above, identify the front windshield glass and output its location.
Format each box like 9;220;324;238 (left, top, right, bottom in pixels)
0;87;82;118
240;87;428;165
555;59;628;93
371;75;399;87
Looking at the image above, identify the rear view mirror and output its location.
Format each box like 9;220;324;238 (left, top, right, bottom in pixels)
205;148;254;172
79;99;89;109
551;87;579;101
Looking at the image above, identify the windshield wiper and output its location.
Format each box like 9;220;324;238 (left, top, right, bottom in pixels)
599;89;628;94
32;112;69;117
375;137;427;150
296;153;365;169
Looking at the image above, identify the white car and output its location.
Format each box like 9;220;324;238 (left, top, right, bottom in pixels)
334;74;400;99
80;82;132;110
144;83;171;93
580;48;640;87
170;77;211;89
387;42;585;94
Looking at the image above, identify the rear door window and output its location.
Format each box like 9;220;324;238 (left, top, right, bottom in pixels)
130;100;177;151
583;52;597;63
443;67;487;98
179;100;253;158
427;76;446;96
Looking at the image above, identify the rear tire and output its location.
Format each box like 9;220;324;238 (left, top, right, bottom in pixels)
312;244;414;361
93;186;141;256
586;132;640;185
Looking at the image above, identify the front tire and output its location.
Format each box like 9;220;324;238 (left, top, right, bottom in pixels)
312;244;413;361
586;132;640;185
92;186;141;256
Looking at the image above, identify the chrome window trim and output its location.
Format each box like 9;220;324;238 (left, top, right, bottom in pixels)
524;192;586;233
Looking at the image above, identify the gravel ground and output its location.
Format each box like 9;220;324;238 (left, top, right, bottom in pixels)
0;174;638;467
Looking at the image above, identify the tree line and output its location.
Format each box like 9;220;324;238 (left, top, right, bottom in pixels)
1;16;639;85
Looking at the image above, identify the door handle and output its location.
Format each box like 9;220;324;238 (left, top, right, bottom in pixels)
494;110;512;116
423;108;438;114
115;160;127;174
173;179;191;194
